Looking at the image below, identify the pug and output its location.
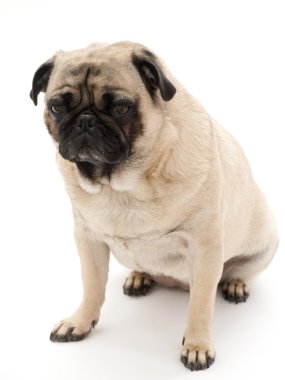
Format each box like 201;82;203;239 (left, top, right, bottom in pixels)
30;41;278;371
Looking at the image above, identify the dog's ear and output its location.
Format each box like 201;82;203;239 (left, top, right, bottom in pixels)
30;57;54;105
132;49;176;101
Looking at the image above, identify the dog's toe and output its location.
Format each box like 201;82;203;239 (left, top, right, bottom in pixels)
123;271;153;296
181;344;215;371
221;279;249;303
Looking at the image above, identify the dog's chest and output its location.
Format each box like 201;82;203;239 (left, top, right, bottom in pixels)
104;231;189;280
76;188;190;281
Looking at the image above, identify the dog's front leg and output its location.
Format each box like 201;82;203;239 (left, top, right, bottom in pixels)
181;229;223;371
50;220;110;342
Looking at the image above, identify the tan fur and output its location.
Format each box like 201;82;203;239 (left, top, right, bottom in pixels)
34;41;278;370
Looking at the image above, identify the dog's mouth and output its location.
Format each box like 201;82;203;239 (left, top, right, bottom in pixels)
61;144;129;182
60;137;129;165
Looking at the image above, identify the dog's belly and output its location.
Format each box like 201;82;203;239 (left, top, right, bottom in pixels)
103;231;190;284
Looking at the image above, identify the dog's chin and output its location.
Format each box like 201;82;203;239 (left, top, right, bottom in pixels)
72;153;128;194
72;160;105;195
76;169;103;195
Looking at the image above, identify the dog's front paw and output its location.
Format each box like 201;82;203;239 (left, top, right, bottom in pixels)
180;342;215;371
50;312;97;342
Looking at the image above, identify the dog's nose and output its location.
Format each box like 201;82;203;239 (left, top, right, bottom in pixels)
76;114;96;132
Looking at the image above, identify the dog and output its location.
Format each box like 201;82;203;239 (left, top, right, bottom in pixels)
30;41;278;371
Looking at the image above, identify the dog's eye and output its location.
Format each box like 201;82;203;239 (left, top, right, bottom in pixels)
111;105;130;116
50;105;65;114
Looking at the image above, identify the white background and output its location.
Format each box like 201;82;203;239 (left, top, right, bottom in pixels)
0;1;284;379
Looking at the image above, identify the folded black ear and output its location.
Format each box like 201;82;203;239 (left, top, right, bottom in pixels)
30;57;54;106
132;50;176;102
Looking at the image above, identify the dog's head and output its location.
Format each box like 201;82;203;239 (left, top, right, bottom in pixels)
30;42;176;181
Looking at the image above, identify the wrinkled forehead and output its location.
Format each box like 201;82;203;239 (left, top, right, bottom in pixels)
46;48;138;106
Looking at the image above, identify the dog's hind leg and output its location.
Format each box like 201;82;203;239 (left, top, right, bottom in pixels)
220;241;278;304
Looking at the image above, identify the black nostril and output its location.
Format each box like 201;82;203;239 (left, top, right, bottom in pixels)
76;114;96;131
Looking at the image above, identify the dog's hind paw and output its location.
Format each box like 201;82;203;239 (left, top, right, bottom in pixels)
123;271;153;296
221;279;249;304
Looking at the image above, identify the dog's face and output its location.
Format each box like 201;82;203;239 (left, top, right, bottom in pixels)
30;42;176;181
